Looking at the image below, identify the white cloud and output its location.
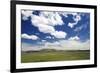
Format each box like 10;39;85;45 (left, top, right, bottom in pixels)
43;40;90;50
68;36;80;40
51;31;67;39
31;12;64;27
73;14;81;22
68;23;76;28
38;24;55;33
31;15;49;27
40;12;64;26
46;36;52;39
53;41;60;45
31;12;67;39
31;15;55;34
68;14;81;28
22;10;75;39
59;12;78;18
44;41;61;50
59;40;90;50
22;43;42;51
45;41;60;46
61;13;68;17
21;33;39;40
21;10;33;20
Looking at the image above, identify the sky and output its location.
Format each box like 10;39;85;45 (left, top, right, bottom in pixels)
21;10;90;51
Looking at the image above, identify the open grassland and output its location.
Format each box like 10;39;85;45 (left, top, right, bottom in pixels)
21;50;90;63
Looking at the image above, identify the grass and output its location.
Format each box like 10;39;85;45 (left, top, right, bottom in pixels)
21;50;90;63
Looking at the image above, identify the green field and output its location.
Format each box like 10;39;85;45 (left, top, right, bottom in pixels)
21;50;90;63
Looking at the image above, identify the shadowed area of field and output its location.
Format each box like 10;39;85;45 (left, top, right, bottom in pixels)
21;50;90;63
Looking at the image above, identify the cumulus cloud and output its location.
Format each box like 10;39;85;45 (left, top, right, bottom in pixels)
73;14;81;22
31;12;64;27
22;11;84;39
51;31;67;39
68;14;81;28
21;33;39;40
61;13;68;17
31;12;67;39
68;36;80;40
68;23;76;28
38;24;55;34
31;15;49;27
31;15;55;34
21;10;33;20
40;12;64;26
59;12;78;18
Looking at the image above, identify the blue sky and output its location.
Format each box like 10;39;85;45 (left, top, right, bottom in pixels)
21;10;90;51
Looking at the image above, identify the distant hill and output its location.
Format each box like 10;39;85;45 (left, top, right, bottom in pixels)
22;48;90;53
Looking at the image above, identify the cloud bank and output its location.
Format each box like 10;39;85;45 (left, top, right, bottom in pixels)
22;39;90;51
21;33;39;40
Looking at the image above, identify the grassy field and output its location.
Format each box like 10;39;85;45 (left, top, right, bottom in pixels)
21;50;90;63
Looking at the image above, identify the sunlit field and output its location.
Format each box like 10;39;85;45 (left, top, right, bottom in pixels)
21;50;90;63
